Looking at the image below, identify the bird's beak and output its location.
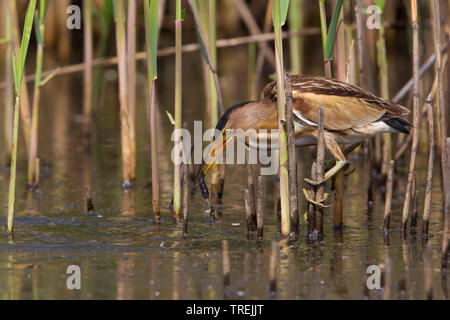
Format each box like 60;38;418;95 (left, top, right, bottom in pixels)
195;131;234;181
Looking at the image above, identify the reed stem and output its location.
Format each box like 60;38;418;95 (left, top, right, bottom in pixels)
401;0;420;233
285;75;298;235
7;0;37;234
173;0;183;220
314;105;325;236
256;176;264;240
10;0;32;152
423;95;435;236
144;0;160;221
289;0;303;74
28;0;47;187
3;0;13;164
273;0;291;236
383;160;395;233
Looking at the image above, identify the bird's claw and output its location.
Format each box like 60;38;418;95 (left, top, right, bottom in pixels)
304;177;324;186
302;189;332;208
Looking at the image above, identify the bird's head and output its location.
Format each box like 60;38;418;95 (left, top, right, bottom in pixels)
194;101;254;186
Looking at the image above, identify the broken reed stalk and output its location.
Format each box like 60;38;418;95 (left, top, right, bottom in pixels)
314;105;325;236
10;0;32;151
422;95;435;235
273;0;291;237
307;163;317;236
187;0;224;115
401;0;420;234
222;240;230;290
289;0;303;74
433;0;450;219
86;187;96;216
7;0;37;234
256;176;264;239
28;0;47;188
383;160;395;233
244;188;254;238
285;75;298;235
172;0;183;220
115;0;136;188
83;0;93;128
144;0;160;222
269;241;277;296
127;0;137;133
4;0;13;164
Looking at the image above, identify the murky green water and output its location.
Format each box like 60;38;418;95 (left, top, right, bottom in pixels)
0;43;449;300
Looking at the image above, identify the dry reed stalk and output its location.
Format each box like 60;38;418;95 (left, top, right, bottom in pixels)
83;0;93;128
115;0;136;188
285;75;298;235
443;138;450;270
424;242;433;300
273;0;291;237
244;188;255;239
7;29;322;89
307;163;317;236
401;0;420;234
314;105;325;236
256;176;264;240
269;241;277;297
10;0;31;151
433;0;450;219
232;0;275;67
422;94;435;235
383;160;395;233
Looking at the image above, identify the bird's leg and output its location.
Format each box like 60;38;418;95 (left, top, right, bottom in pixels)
305;133;348;186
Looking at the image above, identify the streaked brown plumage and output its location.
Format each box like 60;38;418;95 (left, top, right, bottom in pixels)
197;74;411;201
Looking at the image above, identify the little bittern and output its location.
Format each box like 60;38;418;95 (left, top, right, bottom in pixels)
196;75;411;205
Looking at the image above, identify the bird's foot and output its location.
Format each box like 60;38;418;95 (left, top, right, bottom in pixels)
302;189;332;208
304;177;324;186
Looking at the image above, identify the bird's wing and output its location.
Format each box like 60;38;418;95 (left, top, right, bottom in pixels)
263;75;410;131
292;92;386;130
